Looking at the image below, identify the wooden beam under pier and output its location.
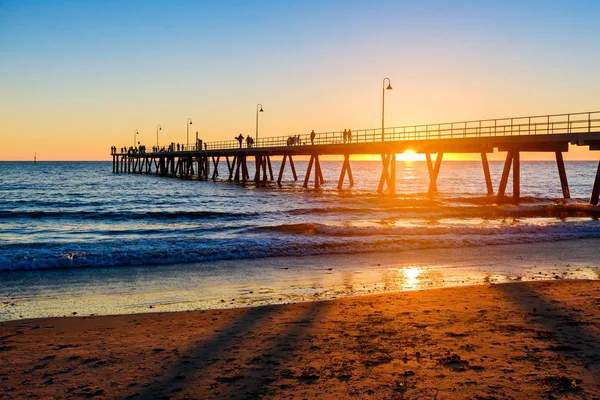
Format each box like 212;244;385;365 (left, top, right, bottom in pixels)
254;156;262;183
267;156;274;181
261;156;268;183
314;155;324;188
212;156;220;181
303;155;315;188
277;155;287;186
590;160;600;205
241;156;249;183
481;152;493;195
427;153;443;197
512;151;520;202
234;156;241;182
289;156;298;181
229;156;237;181
555;152;570;199
337;154;354;190
497;151;514;200
377;154;391;193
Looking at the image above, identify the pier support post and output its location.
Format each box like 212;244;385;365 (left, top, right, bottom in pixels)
314;155;324;188
512;151;520;202
261;156;268;183
337;154;354;190
303;155;315;188
277;155;287;186
481;152;493;195
228;156;237;181
289;156;298;181
267;156;274;181
254;156;262;183
590;160;600;205
234;156;242;182
159;157;165;175
555;152;570;199
377;154;390;193
241;156;249;183
497;151;514;200
390;154;396;194
427;153;443;197
212;157;220;181
377;153;396;194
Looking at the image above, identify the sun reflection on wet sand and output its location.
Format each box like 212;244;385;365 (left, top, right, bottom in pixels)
403;267;421;289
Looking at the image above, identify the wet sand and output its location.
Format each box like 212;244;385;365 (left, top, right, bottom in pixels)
1;279;599;399
2;238;600;321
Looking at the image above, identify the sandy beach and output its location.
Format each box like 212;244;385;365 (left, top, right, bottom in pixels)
1;279;599;399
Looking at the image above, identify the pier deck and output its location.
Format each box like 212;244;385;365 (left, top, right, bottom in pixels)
111;111;600;204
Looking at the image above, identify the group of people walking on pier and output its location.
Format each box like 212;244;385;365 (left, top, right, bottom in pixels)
111;145;148;154
287;135;302;146
236;134;255;148
111;127;356;155
343;129;353;143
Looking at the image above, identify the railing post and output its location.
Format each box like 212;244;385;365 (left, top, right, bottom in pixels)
589;112;592;133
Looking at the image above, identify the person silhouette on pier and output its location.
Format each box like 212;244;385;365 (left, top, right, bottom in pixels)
310;130;316;145
343;129;347;143
236;134;244;148
347;128;353;143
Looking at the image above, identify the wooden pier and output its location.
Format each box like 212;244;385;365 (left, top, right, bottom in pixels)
111;111;600;204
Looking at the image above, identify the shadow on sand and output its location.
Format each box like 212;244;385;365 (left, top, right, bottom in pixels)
129;300;331;399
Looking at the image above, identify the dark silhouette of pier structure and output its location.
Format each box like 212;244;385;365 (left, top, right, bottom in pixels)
111;111;600;204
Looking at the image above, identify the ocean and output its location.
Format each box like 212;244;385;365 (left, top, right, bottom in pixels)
1;160;599;320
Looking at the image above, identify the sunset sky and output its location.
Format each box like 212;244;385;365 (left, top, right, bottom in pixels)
1;1;599;161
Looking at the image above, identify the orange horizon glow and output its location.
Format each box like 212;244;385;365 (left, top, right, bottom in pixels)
2;3;600;162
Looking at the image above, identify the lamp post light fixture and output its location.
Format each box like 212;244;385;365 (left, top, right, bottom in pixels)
382;77;392;141
186;118;193;150
156;124;162;148
255;103;264;146
133;129;139;148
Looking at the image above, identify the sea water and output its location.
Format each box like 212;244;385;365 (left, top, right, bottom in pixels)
1;160;599;319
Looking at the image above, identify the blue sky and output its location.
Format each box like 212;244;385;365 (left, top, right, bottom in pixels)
1;0;599;160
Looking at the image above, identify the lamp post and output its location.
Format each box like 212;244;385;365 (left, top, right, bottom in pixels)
255;103;264;146
156;124;162;148
382;77;392;141
133;129;139;148
186;118;193;150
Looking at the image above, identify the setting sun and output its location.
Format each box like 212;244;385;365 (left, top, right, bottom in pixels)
397;150;424;162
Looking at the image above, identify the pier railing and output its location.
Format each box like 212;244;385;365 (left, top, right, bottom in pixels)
160;111;600;152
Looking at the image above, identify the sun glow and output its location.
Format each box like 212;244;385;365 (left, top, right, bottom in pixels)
397;150;425;162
